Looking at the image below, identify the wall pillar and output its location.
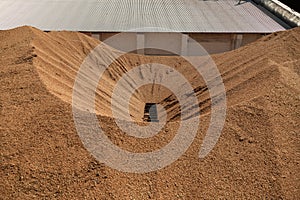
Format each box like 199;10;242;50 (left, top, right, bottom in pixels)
91;33;100;40
137;33;145;55
232;34;243;49
181;34;188;56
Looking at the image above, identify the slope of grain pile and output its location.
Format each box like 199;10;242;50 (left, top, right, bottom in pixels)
1;26;299;199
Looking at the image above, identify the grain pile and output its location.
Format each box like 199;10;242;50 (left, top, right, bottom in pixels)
1;26;299;199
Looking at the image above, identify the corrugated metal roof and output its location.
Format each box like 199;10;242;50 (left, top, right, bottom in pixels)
0;0;287;32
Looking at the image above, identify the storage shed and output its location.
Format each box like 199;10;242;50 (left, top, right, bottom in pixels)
0;0;296;55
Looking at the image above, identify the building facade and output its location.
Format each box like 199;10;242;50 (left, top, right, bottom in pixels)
0;0;295;55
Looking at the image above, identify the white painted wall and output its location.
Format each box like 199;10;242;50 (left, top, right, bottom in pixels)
90;32;263;55
101;33;137;53
144;33;182;55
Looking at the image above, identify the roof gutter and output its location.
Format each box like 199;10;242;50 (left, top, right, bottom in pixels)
252;0;300;27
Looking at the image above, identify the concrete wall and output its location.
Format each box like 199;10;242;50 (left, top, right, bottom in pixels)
87;32;264;55
144;33;182;55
